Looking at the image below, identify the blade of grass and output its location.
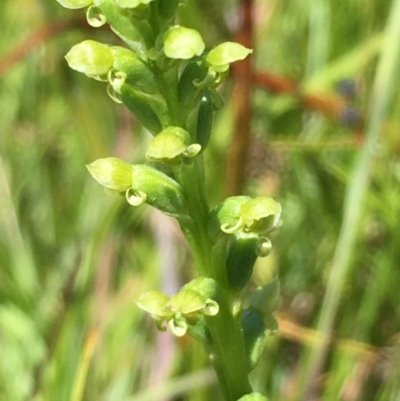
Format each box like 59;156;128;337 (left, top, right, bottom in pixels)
128;368;215;401
300;0;400;398
70;329;98;401
303;33;383;91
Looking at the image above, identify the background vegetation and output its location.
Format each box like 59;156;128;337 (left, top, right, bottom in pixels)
1;0;399;400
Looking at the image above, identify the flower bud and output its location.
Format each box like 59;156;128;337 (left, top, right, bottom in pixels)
164;26;205;60
146;126;201;164
56;0;92;9
65;40;114;80
206;42;253;73
86;157;133;193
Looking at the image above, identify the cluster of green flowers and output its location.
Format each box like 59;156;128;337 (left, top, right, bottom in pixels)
58;0;279;399
60;0;280;363
137;277;219;337
62;0;252;135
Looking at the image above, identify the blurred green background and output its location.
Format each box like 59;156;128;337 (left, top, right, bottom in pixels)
1;0;400;400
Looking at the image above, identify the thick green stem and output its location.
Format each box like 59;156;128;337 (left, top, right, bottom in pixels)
178;160;252;401
156;64;182;127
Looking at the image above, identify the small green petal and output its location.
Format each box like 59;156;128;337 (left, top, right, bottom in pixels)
164;26;205;60
202;299;219;316
181;277;219;300
257;237;272;257
116;0;154;7
206;42;252;72
240;197;281;233
146;126;196;164
137;290;173;318
86;6;107;28
168;289;206;315
56;0;92;9
168;316;188;337
65;40;114;79
86;157;133;192
146;127;188;163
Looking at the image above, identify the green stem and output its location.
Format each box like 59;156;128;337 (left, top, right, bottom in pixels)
160;65;182;126
178;160;252;401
